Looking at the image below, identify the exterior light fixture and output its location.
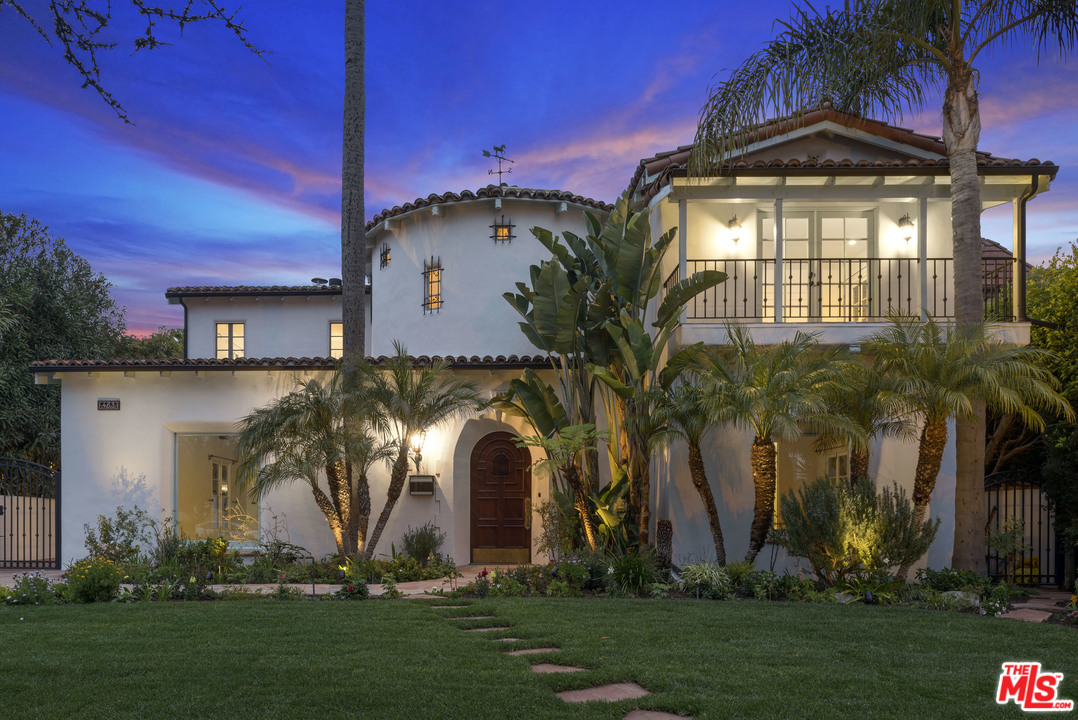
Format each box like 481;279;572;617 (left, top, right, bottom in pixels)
727;215;742;244
410;430;427;471
898;213;914;243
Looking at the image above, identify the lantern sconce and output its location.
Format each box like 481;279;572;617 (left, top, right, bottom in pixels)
898;213;914;244
410;430;427;471
727;215;742;244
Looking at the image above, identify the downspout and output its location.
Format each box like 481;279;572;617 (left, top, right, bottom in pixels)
1015;175;1038;322
179;297;189;358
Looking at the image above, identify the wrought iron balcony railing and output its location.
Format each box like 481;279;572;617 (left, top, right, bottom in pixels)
663;257;1016;323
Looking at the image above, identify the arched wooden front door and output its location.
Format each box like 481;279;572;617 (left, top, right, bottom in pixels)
470;431;531;563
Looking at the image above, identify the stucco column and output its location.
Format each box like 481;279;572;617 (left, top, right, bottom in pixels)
678;199;688;324
774;198;784;323
918;197;928;321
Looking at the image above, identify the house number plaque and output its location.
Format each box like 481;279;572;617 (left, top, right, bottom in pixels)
97;399;121;411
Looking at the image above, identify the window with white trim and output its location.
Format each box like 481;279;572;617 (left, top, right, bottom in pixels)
329;322;343;358
215;322;245;359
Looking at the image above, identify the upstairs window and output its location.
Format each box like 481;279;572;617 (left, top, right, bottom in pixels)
379;243;391;269
423;256;442;314
329;322;343;358
215;322;245;359
491;215;515;244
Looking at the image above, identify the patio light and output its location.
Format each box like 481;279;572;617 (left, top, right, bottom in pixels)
727;215;742;244
410;430;427;471
898;213;914;243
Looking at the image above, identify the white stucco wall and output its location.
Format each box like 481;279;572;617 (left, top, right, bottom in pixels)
367;197;600;358
183;294;343;359
656;424;956;575
53;366;549;566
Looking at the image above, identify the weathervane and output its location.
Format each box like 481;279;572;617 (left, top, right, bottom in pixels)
482;144;514;184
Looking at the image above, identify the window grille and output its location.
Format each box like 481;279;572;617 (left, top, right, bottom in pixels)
490;215;515;244
423;257;442;314
380;243;391;269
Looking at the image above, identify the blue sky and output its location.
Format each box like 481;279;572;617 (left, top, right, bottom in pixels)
1;2;1076;334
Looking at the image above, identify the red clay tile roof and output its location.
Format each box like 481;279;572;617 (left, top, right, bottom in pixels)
165;285;343;298
629;108;1058;203
365;184;613;232
30;354;549;373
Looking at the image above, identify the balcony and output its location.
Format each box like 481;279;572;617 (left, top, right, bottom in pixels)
665;257;1017;324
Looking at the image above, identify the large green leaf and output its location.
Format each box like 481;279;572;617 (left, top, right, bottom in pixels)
655;270;727;329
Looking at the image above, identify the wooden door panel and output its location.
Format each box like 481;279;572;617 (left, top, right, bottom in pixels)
470;432;531;563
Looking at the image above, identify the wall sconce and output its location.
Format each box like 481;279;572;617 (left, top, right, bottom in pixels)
898;213;914;243
727;215;742;244
410;430;427;471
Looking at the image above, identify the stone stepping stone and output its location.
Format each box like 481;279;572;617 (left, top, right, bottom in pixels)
463;626;512;632
506;647;560;656
493;637;523;643
431;605;467;609
531;663;584;674
998;608;1053;623
623;712;692;720
403;594;440;600
557;682;650;703
448;615;496;620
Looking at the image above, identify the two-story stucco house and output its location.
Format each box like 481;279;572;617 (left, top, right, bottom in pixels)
29;111;1056;573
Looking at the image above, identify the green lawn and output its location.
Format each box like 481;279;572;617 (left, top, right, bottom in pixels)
1;598;1074;719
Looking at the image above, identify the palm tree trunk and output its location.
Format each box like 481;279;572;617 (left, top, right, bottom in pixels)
850;448;870;486
363;447;411;560
564;463;598;551
953;402;987;572
745;435;776;564
328;460;357;556
689;441;725;565
354;467;371;556
341;0;366;359
944;61;988;573
898;419;949;580
310;484;346;558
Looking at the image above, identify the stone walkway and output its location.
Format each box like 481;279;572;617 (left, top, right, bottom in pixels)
436;602;690;719
998;589;1074;623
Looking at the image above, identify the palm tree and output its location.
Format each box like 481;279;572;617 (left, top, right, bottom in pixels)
358;342;485;560
863;315;1073;578
341;0;365;359
504;193;724;547
691;0;1078;571
661;382;727;565
690;326;850;564
236;371;391;558
815;358;914;484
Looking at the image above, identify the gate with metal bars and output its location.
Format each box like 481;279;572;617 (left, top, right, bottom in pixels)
984;471;1061;587
0;458;61;570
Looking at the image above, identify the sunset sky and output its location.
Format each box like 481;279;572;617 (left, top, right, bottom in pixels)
1;2;1076;334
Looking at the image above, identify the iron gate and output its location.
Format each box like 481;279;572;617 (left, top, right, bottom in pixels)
0;458;60;569
984;472;1060;587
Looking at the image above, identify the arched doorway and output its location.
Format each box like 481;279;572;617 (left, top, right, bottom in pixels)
470;431;531;563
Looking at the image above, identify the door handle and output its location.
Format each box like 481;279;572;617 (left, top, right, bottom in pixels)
523;498;531;530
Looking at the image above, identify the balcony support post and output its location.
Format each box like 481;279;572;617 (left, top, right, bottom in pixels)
774;198;784;323
678;199;688;325
918;197;928;321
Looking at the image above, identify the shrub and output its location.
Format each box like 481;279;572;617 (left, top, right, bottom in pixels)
489;572;526;597
334;581;370;600
545;579;580;598
678;563;732;599
535;496;579;562
555;559;590;590
84;505;154;564
610;550;659;596
915;567;990;595
245;555;278;584
66;557;124;603
778;476;939;585
779;574;816;600
399;522;446;566
723;560;755;587
742;570;781;601
3;572;62;606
